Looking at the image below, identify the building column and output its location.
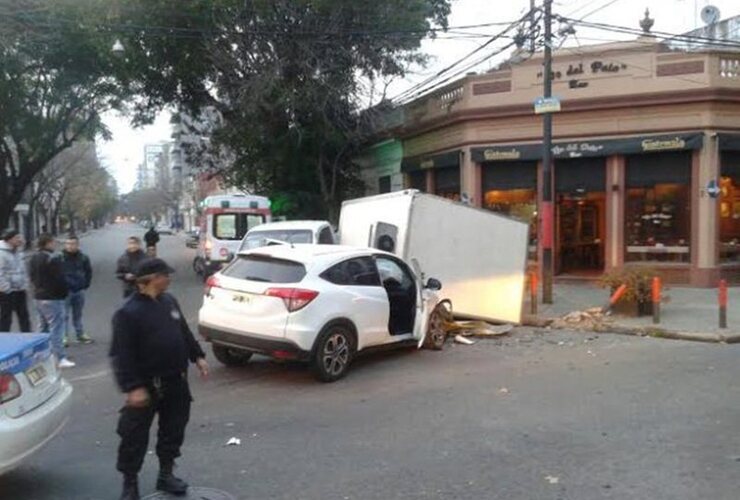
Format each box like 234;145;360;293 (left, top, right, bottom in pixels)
691;133;721;286
460;148;481;207
426;169;435;193
605;155;625;270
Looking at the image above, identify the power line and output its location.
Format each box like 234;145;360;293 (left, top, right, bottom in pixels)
389;9;541;104
559;16;740;50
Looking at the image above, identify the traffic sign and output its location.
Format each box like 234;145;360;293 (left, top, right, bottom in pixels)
534;96;561;114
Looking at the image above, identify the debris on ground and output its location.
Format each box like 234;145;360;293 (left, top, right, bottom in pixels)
453;335;476;345
499;387;509;394
544;475;560;485
225;437;241;446
552;307;613;331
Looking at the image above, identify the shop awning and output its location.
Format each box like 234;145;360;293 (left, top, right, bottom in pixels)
718;134;740;151
471;133;704;163
401;150;460;173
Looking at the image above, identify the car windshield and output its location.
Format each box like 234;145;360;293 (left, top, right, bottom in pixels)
222;255;307;283
240;229;313;250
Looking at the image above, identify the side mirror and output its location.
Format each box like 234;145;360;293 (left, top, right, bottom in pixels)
226;252;235;262
425;278;442;291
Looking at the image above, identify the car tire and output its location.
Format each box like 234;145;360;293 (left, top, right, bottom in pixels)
424;300;452;350
312;324;355;383
212;345;253;366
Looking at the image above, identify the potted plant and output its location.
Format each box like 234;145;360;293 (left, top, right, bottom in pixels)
599;267;663;317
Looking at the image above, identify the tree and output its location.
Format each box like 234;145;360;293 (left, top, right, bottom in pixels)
0;0;133;228
116;0;452;220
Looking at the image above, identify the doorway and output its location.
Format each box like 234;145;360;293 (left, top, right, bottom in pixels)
555;158;606;275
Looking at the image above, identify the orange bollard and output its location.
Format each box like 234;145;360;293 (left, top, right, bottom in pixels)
530;272;538;315
719;279;728;329
652;277;661;325
602;283;628;314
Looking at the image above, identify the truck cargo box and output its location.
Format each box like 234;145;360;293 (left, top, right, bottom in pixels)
338;190;529;324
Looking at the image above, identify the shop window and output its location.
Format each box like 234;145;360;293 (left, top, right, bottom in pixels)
407;171;426;191
378;175;391;194
482;162;538;259
625;153;691;263
434;167;460;201
720;152;740;263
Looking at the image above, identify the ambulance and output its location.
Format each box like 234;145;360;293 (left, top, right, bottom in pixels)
193;194;271;278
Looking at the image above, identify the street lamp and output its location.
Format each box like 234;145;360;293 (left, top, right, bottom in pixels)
111;39;125;56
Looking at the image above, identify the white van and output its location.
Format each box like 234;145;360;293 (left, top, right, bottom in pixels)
237;220;335;252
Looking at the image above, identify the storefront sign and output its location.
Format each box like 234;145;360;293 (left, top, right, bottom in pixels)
471;133;703;163
641;137;686;152
718;133;740;151
537;61;628;80
483;148;522;161
402;150;460;173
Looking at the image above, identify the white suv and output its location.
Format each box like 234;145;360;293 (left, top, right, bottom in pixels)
198;245;449;382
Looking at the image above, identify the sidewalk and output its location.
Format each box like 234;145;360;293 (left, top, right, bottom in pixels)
523;283;740;341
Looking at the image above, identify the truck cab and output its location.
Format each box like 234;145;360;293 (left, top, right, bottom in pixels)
194;194;272;278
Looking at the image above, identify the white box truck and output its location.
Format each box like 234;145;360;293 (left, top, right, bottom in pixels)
338;190;529;324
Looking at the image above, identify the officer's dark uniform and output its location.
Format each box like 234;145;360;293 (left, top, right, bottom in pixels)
110;261;205;499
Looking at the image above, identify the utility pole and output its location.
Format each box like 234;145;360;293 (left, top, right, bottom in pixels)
541;0;554;304
529;0;536;53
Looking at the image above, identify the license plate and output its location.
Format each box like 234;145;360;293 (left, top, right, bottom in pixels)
26;364;48;386
231;292;253;305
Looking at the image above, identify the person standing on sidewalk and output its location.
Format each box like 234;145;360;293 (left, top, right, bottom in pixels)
110;258;208;500
116;237;147;298
29;234;74;368
61;235;93;345
0;229;31;332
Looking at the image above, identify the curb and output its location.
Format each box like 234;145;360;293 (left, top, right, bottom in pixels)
522;315;740;344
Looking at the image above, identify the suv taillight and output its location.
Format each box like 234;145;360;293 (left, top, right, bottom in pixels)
265;288;319;312
204;275;221;297
0;373;21;404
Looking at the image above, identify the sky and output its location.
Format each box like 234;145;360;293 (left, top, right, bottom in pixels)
98;0;740;193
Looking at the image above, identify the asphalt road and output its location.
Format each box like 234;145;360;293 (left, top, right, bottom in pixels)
2;224;740;500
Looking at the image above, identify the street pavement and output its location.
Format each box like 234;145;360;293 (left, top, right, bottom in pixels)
2;224;740;500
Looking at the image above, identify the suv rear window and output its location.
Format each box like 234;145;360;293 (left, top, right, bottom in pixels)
222;255;306;283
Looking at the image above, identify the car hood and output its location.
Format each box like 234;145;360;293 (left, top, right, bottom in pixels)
0;334;51;375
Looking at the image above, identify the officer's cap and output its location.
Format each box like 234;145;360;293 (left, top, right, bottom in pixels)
134;257;176;277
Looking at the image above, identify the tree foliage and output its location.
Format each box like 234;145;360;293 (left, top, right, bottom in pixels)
0;0;134;228
118;0;452;220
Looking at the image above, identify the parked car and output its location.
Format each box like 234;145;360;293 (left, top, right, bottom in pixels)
198;245;449;382
185;229;200;249
156;223;174;235
238;220;335;252
0;334;73;475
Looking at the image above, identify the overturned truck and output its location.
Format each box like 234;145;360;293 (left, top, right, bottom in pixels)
338;190;529;324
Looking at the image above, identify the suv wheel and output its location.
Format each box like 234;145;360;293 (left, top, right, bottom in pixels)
212;345;253;366
424;301;451;350
312;324;354;383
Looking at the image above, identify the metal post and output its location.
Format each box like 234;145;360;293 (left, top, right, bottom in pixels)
719;279;728;329
541;0;554;304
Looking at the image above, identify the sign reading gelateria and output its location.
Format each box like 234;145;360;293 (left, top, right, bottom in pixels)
641;137;687;151
471;133;704;163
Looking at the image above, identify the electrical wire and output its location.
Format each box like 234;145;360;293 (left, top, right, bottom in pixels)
389;9;541;104
559;16;740;50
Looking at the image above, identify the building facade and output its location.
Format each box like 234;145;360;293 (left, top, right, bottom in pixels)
366;35;740;285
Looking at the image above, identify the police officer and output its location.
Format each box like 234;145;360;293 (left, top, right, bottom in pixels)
110;258;208;500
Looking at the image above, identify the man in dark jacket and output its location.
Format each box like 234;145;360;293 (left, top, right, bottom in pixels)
115;237;147;298
144;225;160;250
110;258;208;500
62;235;93;344
29;234;74;368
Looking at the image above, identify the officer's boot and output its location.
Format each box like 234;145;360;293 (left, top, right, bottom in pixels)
119;474;140;500
156;460;189;496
